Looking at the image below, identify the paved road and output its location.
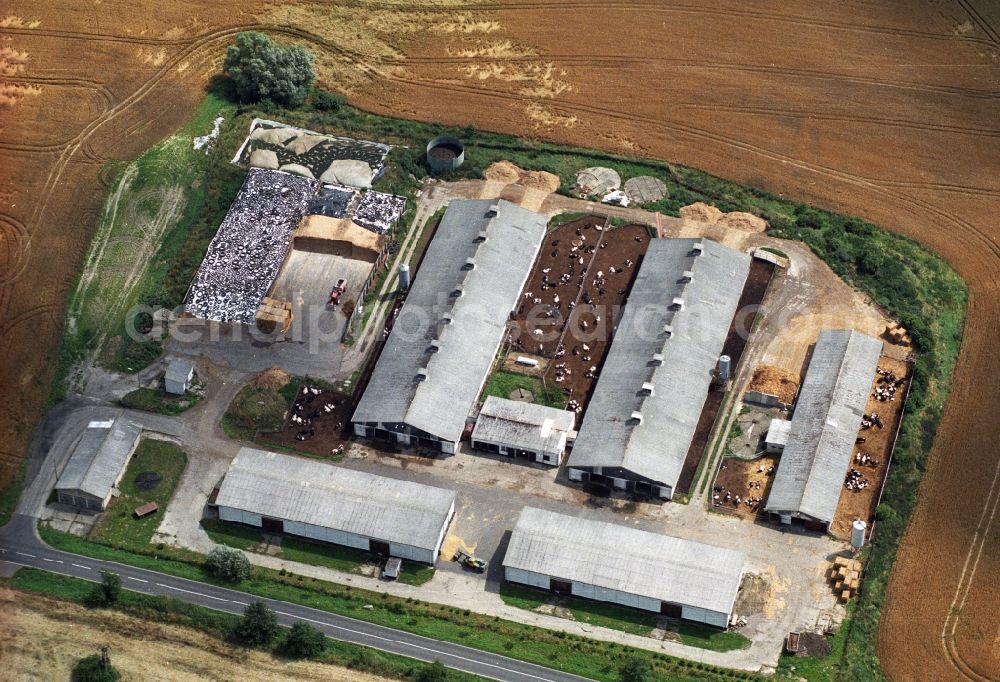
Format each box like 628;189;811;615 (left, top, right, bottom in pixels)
0;514;591;682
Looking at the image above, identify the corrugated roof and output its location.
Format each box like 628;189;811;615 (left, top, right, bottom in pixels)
504;507;745;615
764;329;882;524
567;238;750;488
55;419;140;500
765;418;792;447
165;358;195;383
215;448;456;551
472;397;576;456
352;199;547;443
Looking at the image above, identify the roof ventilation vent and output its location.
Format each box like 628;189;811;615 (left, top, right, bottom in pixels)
428;339;441;353
463;257;477;270
416;368;429;382
663;324;674;337
628;411;644;426
692;240;705;256
671;297;684;311
680;269;694;283
486;202;500;217
639;382;655;397
441;312;454;325
476;229;489;243
451;285;464;298
650;353;664;366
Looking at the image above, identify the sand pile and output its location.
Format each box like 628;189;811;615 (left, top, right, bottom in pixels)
484;160;560;193
252;367;292;390
748;365;799;403
681;202;768;232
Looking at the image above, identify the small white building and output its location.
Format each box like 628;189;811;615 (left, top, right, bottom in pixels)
764;418;792;454
164;358;195;395
215;448;457;564
54;419;141;511
471;397;576;466
503;507;745;628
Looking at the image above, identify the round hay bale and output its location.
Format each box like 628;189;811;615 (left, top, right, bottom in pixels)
285;134;327;155
320;159;373;188
624;176;668;204
252;367;292;390
248;149;280;170
574;166;621;197
279;163;315;179
250;126;298;145
134;471;162;491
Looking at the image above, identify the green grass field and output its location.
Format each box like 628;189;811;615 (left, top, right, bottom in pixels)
88;439;187;549
482;371;565;409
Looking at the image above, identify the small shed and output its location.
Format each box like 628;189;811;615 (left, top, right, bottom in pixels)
165;358;195;395
471;397;576;466
765;418;792;454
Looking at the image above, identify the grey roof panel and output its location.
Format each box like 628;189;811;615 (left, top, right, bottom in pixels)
215;448;457;551
504;507;744;615
165;359;195;383
472;397;576;455
764;329;882;524
352;200;547;443
567;238;750;488
55;419;140;500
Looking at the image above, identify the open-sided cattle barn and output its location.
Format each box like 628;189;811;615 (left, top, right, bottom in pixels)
215;448;456;564
54;419;141;511
471;396;576;466
764;329;883;532
503;507;745;628
352;199;547;454
566;238;750;500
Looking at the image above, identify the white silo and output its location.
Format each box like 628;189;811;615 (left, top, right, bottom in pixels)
717;355;732;384
851;518;867;551
399;263;411;291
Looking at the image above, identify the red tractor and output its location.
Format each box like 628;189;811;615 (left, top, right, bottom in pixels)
327;279;347;307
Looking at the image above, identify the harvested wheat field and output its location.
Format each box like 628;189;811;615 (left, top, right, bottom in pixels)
0;587;387;681
1;1;999;679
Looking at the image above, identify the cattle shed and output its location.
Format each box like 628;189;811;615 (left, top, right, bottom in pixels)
566;238;751;500
54;419;141;511
504;507;745;628
765;329;883;531
471;397;576;466
352;199;547;454
215;448;457;564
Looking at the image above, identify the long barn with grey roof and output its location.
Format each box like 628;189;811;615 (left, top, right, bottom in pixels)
765;329;882;531
215;448;456;564
54;418;141;511
566;238;751;500
352;199;547;454
503;507;745;628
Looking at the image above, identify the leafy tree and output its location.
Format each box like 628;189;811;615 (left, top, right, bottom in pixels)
72;654;120;682
313;90;346;111
415;660;448;682
281;621;326;658
224;32;315;108
234;601;279;647
86;570;122;607
618;656;651;682
205;545;251;582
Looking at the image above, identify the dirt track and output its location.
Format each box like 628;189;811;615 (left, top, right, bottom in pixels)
1;2;999;679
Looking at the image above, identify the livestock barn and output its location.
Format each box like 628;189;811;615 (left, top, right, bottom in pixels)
566;238;750;499
503;507;745;628
54;419;141;511
215;448;456;564
352;199;547;454
764;329;883;532
471;396;577;466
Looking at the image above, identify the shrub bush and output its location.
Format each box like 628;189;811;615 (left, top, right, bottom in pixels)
205;546;251;582
281;621;326;658
233;600;279;647
72;655;120;682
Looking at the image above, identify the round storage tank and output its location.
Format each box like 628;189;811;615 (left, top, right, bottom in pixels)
426;135;465;173
398;263;411;291
851;518;867;551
